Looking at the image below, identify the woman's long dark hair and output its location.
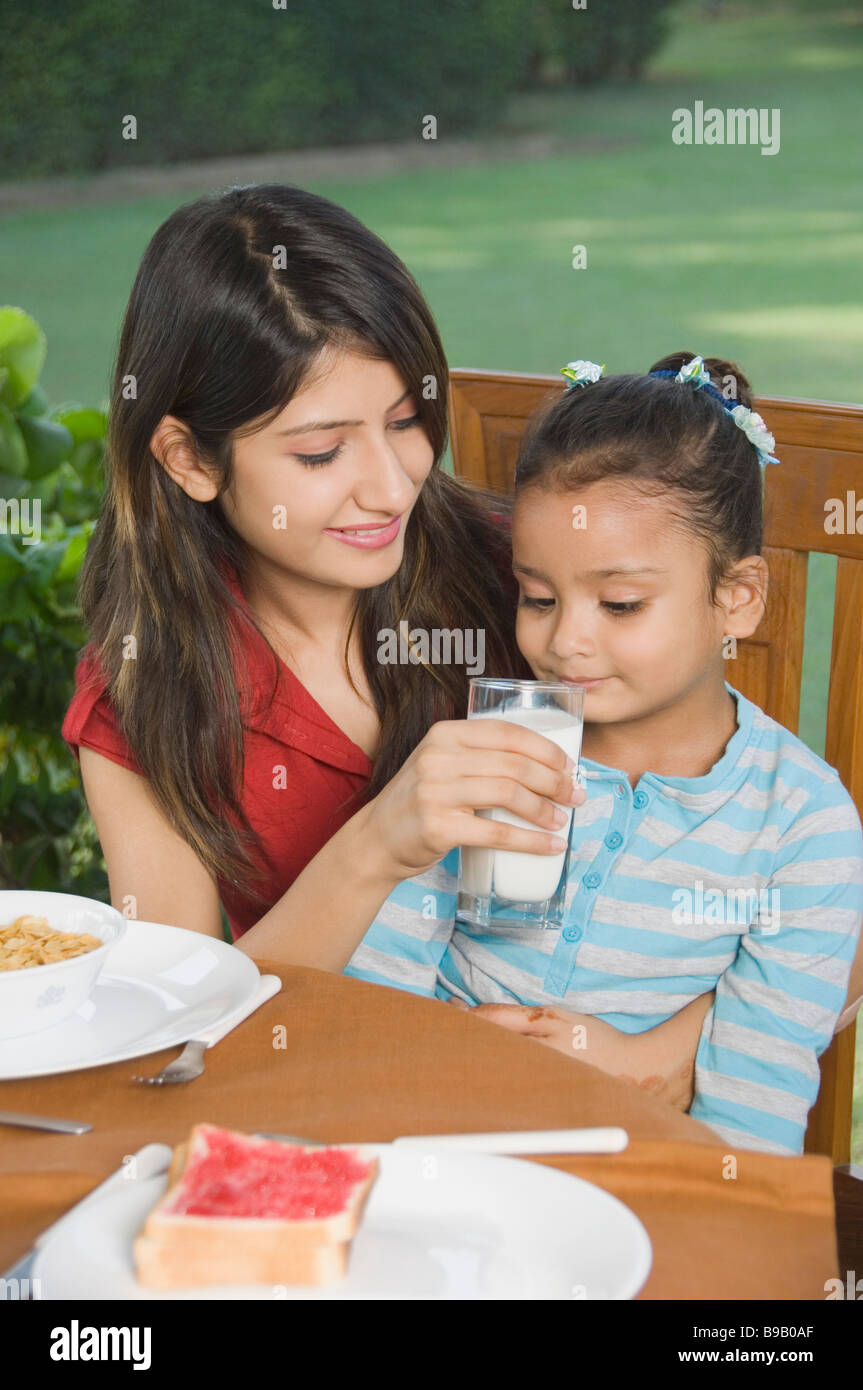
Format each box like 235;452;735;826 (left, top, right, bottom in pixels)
78;183;527;903
514;350;771;607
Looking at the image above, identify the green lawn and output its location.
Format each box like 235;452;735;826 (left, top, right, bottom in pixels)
2;0;861;1156
3;2;860;755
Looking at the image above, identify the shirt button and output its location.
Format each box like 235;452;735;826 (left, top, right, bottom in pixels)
582;872;601;888
563;926;582;942
605;831;623;849
633;791;649;808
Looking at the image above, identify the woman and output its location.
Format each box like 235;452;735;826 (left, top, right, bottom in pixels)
63;181;581;969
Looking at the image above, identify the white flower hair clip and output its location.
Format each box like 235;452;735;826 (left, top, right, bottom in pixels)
674;355;712;387
560;360;605;389
660;355;780;467
727;404;780;466
560;354;780;467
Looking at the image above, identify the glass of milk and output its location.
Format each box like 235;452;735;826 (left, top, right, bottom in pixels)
457;678;585;932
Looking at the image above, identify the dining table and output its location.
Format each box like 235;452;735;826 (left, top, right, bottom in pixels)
0;958;841;1300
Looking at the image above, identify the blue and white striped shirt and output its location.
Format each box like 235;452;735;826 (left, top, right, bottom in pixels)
344;683;863;1156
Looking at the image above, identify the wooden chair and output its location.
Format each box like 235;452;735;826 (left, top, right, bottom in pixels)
448;367;863;1274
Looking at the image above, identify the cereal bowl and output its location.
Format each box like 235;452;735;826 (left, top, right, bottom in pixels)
0;891;126;1039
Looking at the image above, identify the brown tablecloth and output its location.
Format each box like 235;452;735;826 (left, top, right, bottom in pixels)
0;961;838;1299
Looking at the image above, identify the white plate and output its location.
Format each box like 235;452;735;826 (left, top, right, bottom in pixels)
0;920;260;1080
32;1145;652;1300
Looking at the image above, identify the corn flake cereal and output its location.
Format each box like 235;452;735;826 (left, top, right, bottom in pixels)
0;915;103;971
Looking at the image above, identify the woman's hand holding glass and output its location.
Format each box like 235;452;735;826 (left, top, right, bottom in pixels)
362;718;586;882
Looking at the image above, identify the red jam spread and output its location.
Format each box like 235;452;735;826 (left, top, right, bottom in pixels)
165;1128;373;1220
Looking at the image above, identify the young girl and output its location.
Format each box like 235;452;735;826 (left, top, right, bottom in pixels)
343;352;863;1158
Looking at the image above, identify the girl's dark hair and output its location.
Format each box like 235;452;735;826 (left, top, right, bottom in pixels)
78;183;527;904
514;350;767;605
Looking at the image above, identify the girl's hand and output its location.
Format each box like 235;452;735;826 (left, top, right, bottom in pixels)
446;1000;594;1059
362;718;586;882
447;1000;697;1112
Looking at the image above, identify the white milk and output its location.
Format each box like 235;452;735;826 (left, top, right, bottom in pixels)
460;707;584;904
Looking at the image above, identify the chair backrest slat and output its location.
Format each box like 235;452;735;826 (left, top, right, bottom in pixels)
827;557;863;813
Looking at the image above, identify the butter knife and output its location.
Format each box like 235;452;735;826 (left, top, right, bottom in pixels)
0;1111;92;1134
256;1126;629;1155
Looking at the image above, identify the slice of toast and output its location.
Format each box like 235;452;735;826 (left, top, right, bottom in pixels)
133;1224;353;1288
167;1140;189;1189
133;1124;378;1290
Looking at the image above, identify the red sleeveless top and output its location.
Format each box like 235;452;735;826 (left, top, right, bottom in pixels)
62;524;520;941
61;569;375;940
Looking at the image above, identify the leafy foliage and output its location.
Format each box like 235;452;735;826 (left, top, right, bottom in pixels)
0;307;108;897
0;0;533;178
524;0;681;87
0;0;680;178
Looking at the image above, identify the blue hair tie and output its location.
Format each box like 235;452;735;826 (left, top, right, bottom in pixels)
649;368;729;409
554;353;780;468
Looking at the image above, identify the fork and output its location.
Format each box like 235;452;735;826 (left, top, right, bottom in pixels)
132;974;281;1084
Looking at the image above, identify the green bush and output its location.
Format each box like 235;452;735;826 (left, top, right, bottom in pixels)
0;0;532;178
0;307;108;898
524;0;681;87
